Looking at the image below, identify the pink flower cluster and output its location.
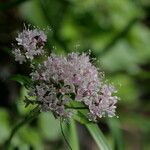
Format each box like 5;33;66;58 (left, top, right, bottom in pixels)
12;28;118;121
30;53;118;121
12;28;47;63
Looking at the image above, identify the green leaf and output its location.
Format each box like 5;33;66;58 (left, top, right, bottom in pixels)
69;119;79;150
68;101;90;124
9;74;33;88
86;123;111;150
107;118;125;150
73;111;90;125
72;104;111;150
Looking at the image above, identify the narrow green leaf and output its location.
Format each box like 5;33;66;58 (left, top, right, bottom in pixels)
73;111;90;125
69;100;111;150
107;118;125;150
68;101;90;124
86;123;111;150
69;119;79;150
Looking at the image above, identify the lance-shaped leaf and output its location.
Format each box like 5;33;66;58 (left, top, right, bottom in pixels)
86;123;111;150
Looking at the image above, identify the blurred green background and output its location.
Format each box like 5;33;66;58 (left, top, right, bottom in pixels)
0;0;150;150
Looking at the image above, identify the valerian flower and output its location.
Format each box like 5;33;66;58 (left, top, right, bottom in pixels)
13;28;47;63
12;27;118;121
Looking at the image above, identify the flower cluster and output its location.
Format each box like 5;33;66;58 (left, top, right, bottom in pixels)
12;28;47;64
12;28;118;121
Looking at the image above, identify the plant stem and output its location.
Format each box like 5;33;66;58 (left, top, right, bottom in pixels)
3;106;40;150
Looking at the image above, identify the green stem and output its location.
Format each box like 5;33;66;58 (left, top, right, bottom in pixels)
3;106;40;150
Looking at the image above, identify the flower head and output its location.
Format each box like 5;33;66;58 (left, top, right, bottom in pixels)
13;28;47;63
30;53;118;121
13;28;118;121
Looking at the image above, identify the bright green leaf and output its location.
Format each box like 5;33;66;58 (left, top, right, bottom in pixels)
86;123;111;150
69;119;79;150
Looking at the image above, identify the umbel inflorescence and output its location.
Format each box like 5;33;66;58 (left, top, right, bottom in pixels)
12;27;118;121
